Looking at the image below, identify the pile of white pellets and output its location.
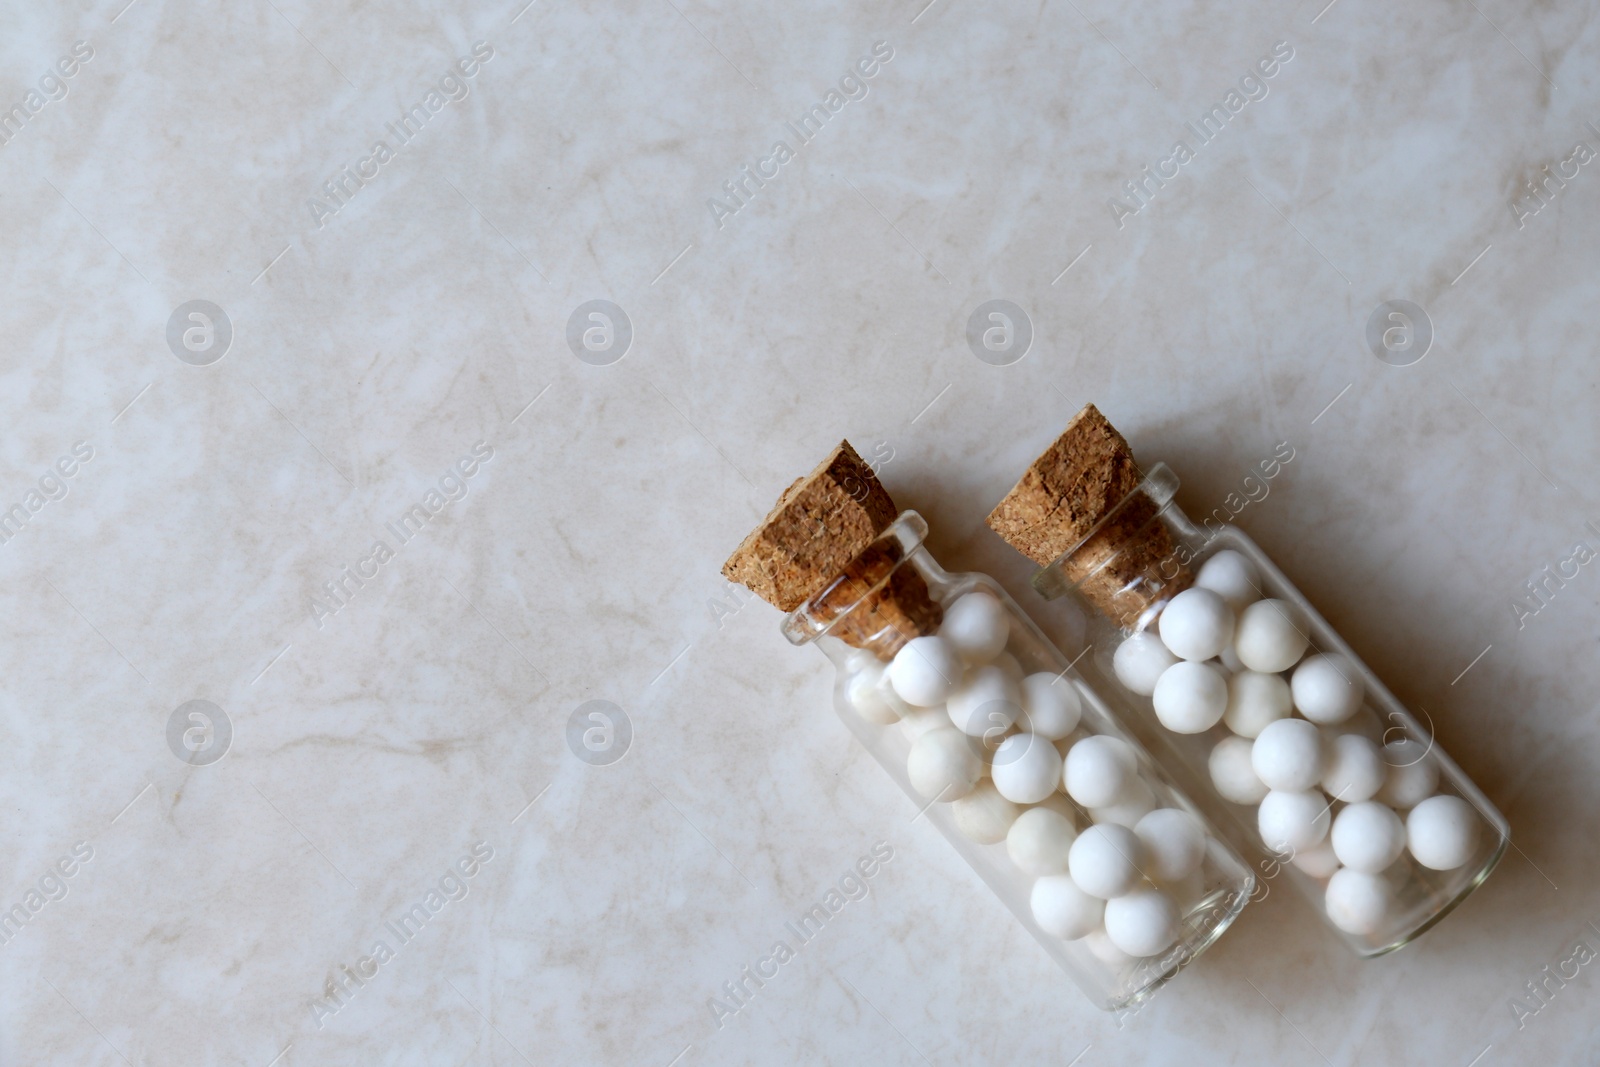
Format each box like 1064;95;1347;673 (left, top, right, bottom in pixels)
844;587;1226;965
1109;549;1482;937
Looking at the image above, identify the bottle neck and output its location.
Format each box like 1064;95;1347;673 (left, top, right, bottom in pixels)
780;511;945;658
1031;462;1192;628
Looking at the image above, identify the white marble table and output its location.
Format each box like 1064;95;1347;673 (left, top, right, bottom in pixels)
2;0;1598;1063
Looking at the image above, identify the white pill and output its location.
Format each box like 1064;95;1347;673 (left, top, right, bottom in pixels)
1258;789;1331;854
899;705;951;738
1157;587;1236;662
1092;776;1157;828
1319;734;1384;803
1195;549;1263;613
1291;654;1364;725
1064;735;1138;809
1407;794;1480;870
906;727;982;801
1030;874;1104;940
1223;670;1292;738
1330;801;1406;873
951;781;1020;843
1084;928;1136;966
1007;807;1078;875
939;590;1010;665
1152;661;1229;734
1019;673;1082;739
882;678;915;719
846;660;901;725
1377;740;1439;809
1325;868;1393;936
1031;791;1078;819
945;665;1021;738
1233;599;1311;673
1209;736;1269;805
1134;808;1206;882
992;650;1026;681
1069;824;1145;899
1251;718;1325;791
992;733;1063;804
1113;631;1179;696
888;636;963;707
1290;838;1340;878
1104;887;1181;957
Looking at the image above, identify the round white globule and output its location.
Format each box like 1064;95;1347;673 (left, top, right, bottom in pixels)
951;781;1021;844
845;648;877;674
888;636;964;707
1068;823;1145;899
1223;670;1292;738
1218;644;1245;673
1152;661;1229;734
939;590;1010;665
906;726;982;801
945;665;1021;738
1157;588;1236;662
1233;599;1311;673
991;733;1063;804
992;650;1026;681
882;676;915;719
1007;807;1078;875
899;705;951;739
1030;874;1104;940
1291;654;1364;725
1325;868;1394;936
1134;808;1206;882
1032;792;1077;819
1091;776;1157;828
1084;928;1136;966
1104;887;1181;957
1210;737;1269;805
1330;801;1406;874
1113;631;1179;696
1063;735;1138;809
1251;718;1325;792
1019;673;1082;739
1195;549;1263;613
1319;734;1384;803
1407;794;1480;870
1258;789;1332;854
1290;838;1340;878
846;661;901;724
1377;739;1439;809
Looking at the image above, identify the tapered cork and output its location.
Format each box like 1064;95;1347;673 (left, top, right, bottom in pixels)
987;405;1190;627
723;440;941;656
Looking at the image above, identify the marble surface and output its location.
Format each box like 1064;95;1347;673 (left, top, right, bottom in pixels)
2;0;1599;1063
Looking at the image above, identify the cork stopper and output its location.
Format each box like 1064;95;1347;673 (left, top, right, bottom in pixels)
723;440;941;656
987;404;1190;627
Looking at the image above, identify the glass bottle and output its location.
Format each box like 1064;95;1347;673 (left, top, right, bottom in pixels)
1028;463;1508;956
779;510;1255;1010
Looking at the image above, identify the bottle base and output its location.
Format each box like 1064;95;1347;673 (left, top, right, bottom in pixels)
1354;832;1509;959
1109;881;1254;1011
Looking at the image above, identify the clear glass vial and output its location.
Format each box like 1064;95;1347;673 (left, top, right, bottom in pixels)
1030;463;1509;957
780;510;1255;1010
